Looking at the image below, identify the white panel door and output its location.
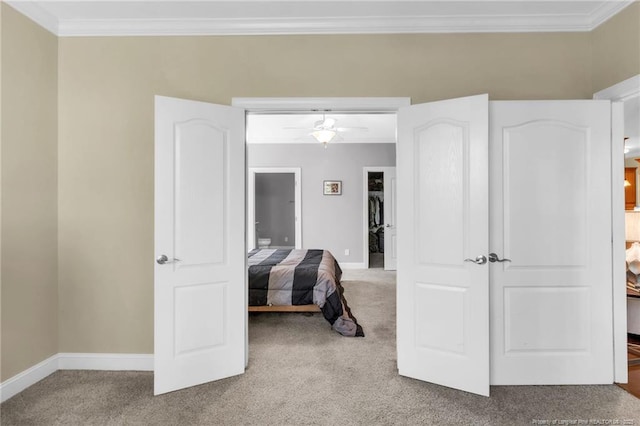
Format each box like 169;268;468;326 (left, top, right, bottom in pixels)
154;96;246;395
489;101;613;384
397;95;490;396
384;167;397;271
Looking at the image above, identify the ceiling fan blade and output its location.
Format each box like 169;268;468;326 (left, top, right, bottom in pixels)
336;127;368;132
323;118;337;128
283;126;314;130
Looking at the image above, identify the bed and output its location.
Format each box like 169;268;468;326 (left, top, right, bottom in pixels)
248;248;364;337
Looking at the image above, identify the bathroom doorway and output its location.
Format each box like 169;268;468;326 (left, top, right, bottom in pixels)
247;168;302;251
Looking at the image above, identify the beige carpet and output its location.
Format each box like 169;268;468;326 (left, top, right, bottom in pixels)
2;269;639;425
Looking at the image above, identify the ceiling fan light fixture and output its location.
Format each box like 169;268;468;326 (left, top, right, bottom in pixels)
312;129;337;144
625;136;631;154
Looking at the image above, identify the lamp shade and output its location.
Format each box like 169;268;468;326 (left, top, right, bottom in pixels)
625;211;640;242
311;129;337;144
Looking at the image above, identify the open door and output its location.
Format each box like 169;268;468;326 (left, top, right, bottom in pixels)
383;167;397;271
489;100;613;385
396;94;490;396
154;96;246;395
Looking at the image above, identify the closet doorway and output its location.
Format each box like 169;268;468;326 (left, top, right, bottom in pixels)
363;166;397;270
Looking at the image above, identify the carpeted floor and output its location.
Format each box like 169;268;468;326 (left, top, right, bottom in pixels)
2;269;639;425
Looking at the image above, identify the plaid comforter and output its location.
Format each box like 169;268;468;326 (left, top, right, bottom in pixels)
248;249;364;337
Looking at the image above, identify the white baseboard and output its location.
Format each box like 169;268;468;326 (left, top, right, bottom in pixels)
0;353;153;403
340;262;367;269
58;353;154;371
0;354;59;403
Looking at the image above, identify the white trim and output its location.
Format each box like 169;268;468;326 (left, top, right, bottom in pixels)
339;262;367;270
54;16;596;37
611;102;627;384
0;354;59;403
248;168;302;251
0;353;154;402
233;97;410;113
594;75;640;103
58;353;154;371
594;74;640;384
6;1;636;37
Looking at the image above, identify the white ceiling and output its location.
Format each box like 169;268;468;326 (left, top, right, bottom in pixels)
6;0;636;37
246;113;397;144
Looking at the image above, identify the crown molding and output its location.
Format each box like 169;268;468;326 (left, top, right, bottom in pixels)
54;15;591;37
6;1;638;37
51;13;618;37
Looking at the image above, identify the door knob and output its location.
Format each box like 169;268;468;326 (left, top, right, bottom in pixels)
156;254;180;265
464;255;487;265
488;253;511;263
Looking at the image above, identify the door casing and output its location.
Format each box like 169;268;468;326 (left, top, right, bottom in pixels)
594;73;640;383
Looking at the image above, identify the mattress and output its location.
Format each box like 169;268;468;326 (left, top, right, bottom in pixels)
248;248;364;337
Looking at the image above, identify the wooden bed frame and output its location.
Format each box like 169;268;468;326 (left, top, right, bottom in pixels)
248;304;321;313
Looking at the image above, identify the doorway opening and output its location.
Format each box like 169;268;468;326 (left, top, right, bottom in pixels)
368;171;385;268
255;173;295;249
247;168;302;251
362;166;397;270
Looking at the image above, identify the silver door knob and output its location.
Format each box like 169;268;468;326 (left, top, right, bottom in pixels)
488;253;511;263
386;224;392;228
464;255;487;265
156;254;180;265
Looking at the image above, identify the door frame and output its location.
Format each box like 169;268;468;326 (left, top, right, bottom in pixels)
233;96;411;264
594;74;640;383
248;167;302;250
362;166;396;269
232;97;411;113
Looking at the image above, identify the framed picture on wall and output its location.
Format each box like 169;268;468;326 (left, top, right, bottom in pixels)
323;180;342;195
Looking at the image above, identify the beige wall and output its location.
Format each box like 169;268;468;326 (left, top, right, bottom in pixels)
1;4;58;380
592;2;640;93
0;4;636;373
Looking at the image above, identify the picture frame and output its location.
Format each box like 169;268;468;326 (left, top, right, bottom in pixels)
323;180;342;196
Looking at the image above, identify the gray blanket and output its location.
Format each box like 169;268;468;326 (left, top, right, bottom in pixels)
248;249;364;337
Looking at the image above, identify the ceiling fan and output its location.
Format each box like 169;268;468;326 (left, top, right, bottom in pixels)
285;113;368;146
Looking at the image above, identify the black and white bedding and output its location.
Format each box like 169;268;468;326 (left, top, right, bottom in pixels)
248;248;364;337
